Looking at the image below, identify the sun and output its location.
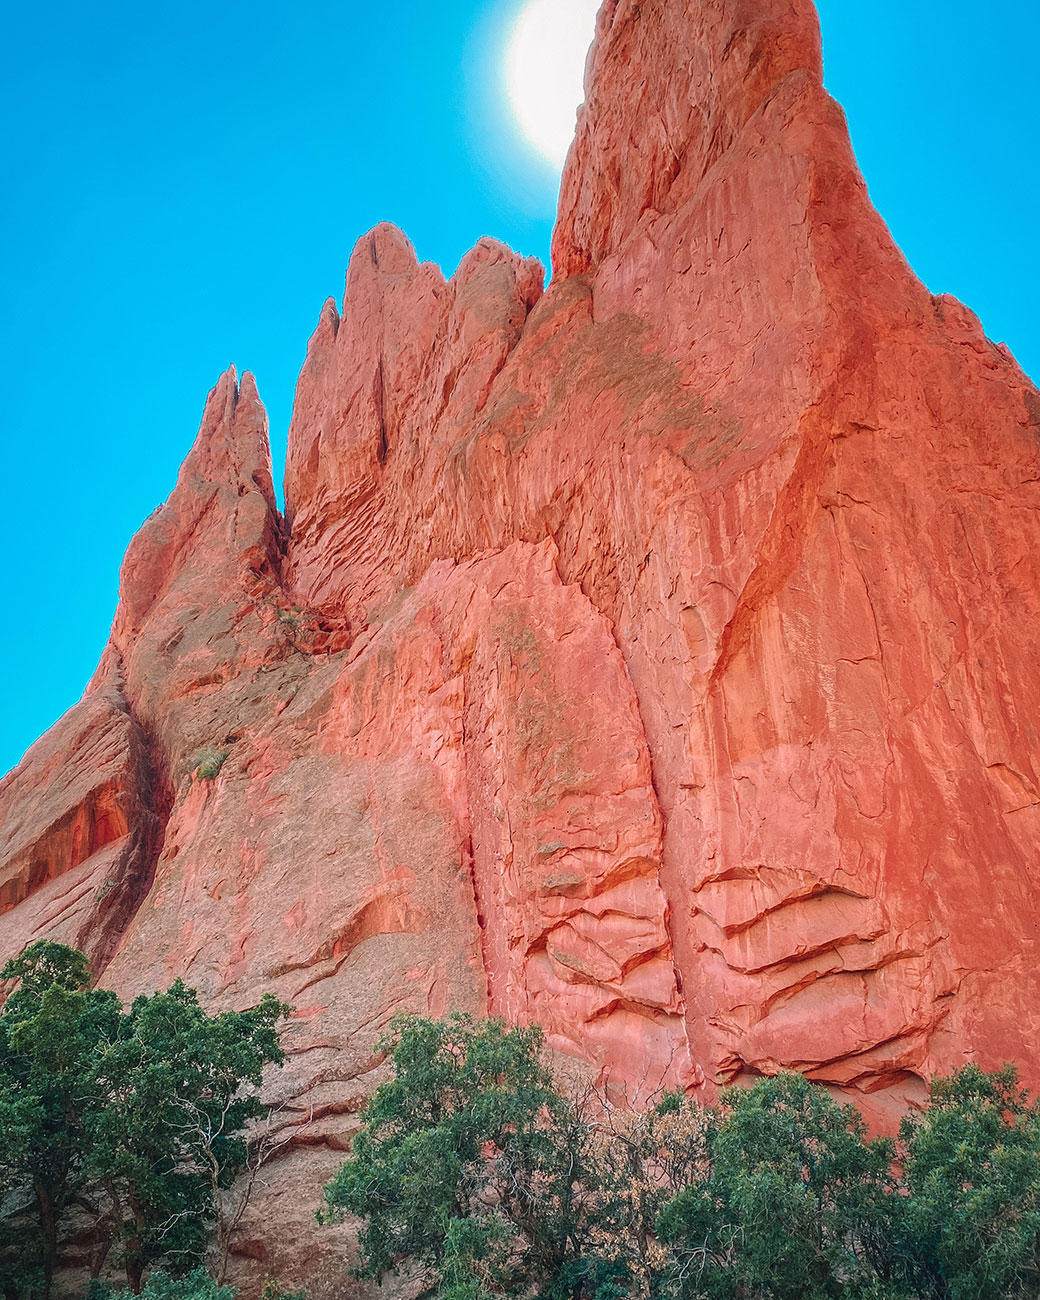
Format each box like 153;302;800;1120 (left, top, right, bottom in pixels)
505;0;601;170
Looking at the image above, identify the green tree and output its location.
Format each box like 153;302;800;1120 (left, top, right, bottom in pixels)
321;1013;622;1300
657;1072;898;1300
896;1063;1040;1300
0;941;123;1298
0;1084;32;1300
87;980;290;1290
0;942;289;1296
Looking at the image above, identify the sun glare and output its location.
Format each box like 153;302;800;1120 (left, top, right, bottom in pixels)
505;0;601;170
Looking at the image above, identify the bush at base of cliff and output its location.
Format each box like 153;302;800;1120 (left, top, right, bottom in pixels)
895;1063;1040;1300
87;1269;236;1300
655;1066;1040;1300
319;1013;628;1300
86;1268;308;1300
322;1011;1040;1300
0;941;291;1298
657;1074;897;1300
257;1276;306;1300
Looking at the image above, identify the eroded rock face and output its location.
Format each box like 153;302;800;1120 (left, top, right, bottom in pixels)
3;0;1040;1287
0;686;161;971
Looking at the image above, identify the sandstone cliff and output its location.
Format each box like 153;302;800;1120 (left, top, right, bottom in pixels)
3;0;1040;1289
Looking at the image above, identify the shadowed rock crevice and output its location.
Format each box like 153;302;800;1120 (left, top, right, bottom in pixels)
89;675;174;973
0;674;170;977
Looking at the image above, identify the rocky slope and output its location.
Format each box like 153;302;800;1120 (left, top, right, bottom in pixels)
3;0;1040;1288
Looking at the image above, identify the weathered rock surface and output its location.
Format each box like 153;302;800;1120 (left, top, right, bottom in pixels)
0;686;161;971
3;0;1040;1288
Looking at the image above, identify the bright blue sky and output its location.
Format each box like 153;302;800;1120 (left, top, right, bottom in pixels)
1;0;1037;777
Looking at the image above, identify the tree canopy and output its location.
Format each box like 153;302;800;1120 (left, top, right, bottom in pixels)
321;1012;623;1300
3;947;1039;1300
0;941;289;1298
323;1015;1040;1300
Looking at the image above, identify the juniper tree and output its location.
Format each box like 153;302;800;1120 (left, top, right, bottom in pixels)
0;941;122;1298
321;1013;624;1300
657;1072;897;1300
87;980;289;1290
896;1063;1040;1300
0;942;289;1295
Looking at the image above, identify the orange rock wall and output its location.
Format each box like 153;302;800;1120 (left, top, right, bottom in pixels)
2;0;1040;1285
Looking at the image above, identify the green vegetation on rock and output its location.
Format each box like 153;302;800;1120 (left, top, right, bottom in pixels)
191;746;230;781
321;1012;623;1300
88;1269;236;1300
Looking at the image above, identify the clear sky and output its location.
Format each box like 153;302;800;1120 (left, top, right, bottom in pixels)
1;0;1037;777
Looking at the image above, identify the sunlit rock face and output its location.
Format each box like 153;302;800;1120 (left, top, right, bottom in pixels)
3;0;1040;1290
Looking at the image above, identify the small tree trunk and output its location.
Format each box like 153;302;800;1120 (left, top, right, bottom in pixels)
123;1185;148;1293
217;1214;231;1286
126;1257;144;1295
91;1231;113;1280
33;1178;58;1300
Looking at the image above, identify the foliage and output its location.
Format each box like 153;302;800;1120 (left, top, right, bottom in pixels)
2;940;92;993
320;1013;623;1300
325;1014;1040;1300
191;747;230;781
324;1016;906;1300
87;1268;237;1300
657;1073;897;1300
87;980;290;1289
583;1087;710;1300
894;1063;1040;1300
0;941;289;1297
4;945;1039;1300
0;940;123;1298
257;1277;306;1300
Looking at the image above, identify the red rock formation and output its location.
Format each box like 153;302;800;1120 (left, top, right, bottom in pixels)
0;686;161;971
3;0;1040;1287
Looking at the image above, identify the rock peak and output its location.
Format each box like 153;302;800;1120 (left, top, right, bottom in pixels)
112;366;281;645
553;0;823;275
356;221;421;279
3;0;1040;1292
